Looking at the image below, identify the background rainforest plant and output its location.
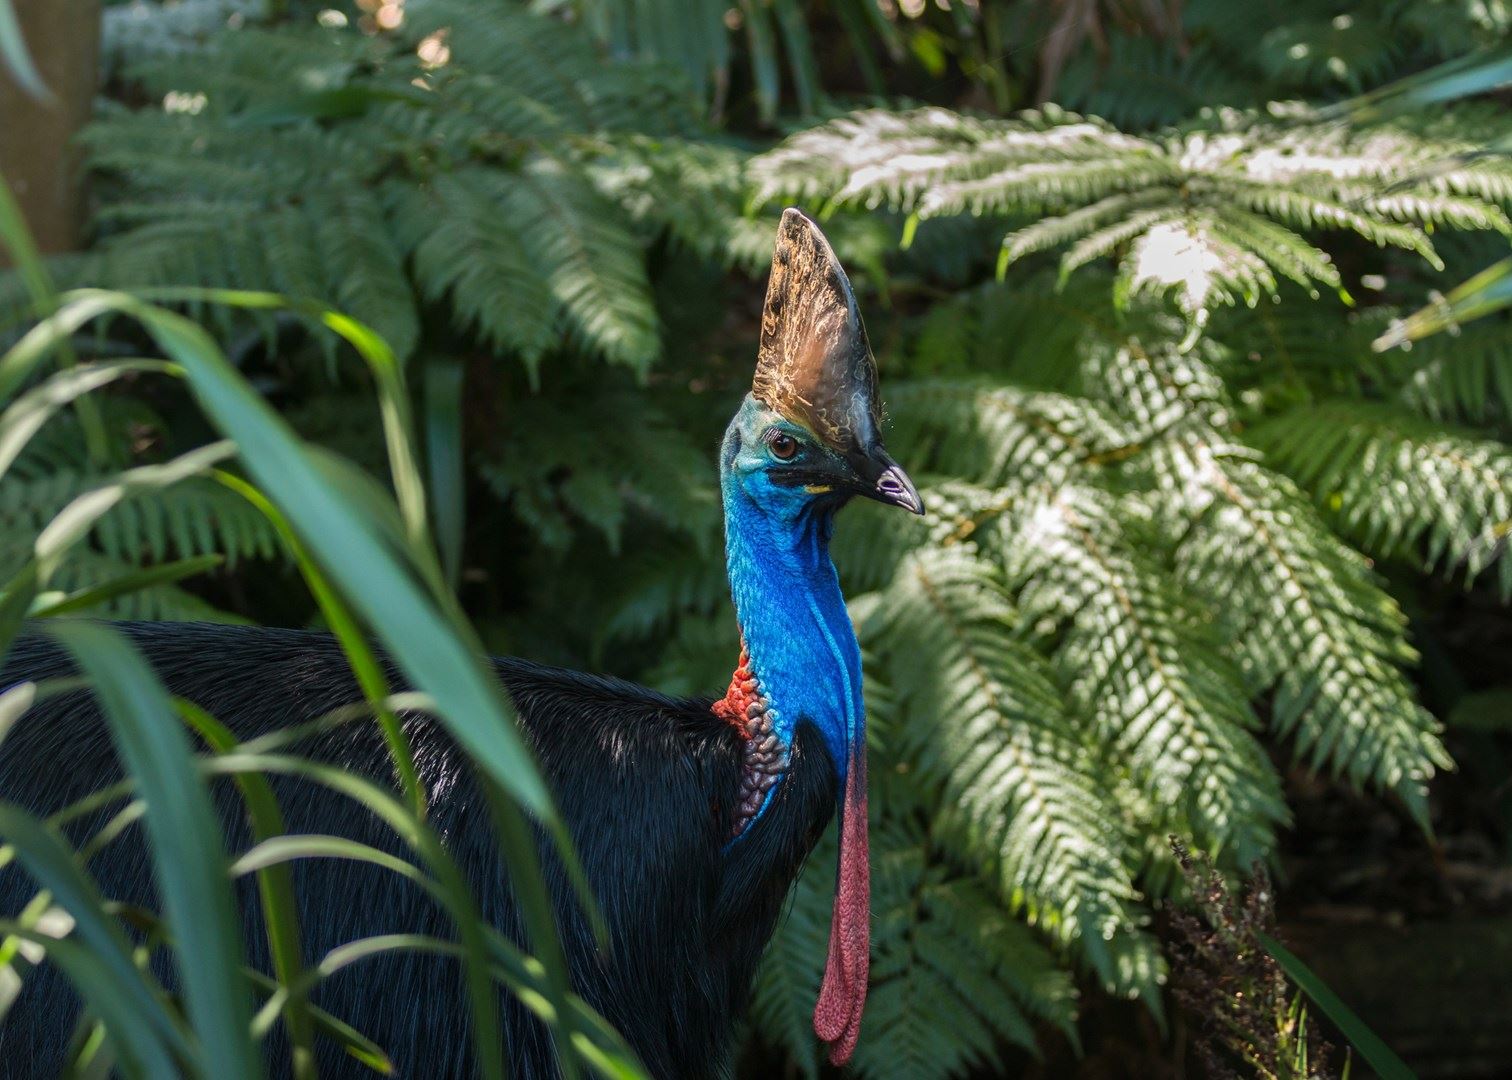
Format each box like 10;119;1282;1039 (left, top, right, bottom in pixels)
1;0;1510;1077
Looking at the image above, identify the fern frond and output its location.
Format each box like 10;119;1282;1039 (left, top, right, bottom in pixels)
1218;177;1440;261
1056;36;1249;129
1257;15;1402;93
311;187;419;362
1067;332;1455;819
404;0;697;136
1001;486;1287;864
752;104;1512;319
641;612;740;698
862;544;1153;994
499;159;660;374
41;549;241;623
479;386;714;552
1249;400;1512;596
921;154;1177;221
583;135;747;262
394;171;556;364
833;482;965;594
1395;318;1512;424
59;4;725;370
102;0;265;77
900;271;1139;391
1176;454;1452;822
1000;190;1173;268
0;471;279;568
887;381;1130;491
594;546;728;648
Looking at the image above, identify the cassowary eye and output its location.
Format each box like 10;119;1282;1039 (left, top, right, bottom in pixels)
768;432;799;460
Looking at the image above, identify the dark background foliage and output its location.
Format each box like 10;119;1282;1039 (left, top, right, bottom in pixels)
3;0;1511;1076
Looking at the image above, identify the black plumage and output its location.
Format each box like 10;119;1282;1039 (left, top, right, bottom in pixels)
0;622;837;1079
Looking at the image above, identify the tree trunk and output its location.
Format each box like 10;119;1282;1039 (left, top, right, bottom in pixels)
0;0;101;255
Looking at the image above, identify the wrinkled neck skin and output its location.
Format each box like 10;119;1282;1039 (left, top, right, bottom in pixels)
718;410;863;832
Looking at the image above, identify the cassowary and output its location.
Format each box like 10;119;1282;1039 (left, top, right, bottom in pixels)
0;209;923;1078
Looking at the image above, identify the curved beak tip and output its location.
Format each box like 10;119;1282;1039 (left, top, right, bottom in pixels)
876;464;925;515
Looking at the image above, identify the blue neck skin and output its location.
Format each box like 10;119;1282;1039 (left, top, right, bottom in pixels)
719;398;864;807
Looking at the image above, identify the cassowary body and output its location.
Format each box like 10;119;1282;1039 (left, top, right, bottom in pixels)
0;209;922;1077
0;625;835;1078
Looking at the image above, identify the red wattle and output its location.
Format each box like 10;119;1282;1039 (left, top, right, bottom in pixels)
813;752;869;1065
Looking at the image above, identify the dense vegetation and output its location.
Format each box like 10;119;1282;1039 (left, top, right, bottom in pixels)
2;0;1510;1076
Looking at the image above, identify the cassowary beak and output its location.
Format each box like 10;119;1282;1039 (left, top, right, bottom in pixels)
847;444;925;515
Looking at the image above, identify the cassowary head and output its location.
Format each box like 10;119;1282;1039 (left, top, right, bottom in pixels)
723;208;923;519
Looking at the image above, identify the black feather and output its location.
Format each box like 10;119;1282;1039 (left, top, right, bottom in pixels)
0;622;837;1079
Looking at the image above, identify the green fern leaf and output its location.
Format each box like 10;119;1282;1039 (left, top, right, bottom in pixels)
862;545;1142;972
1003;485;1287;864
1176;453;1452;822
1250;400;1512;597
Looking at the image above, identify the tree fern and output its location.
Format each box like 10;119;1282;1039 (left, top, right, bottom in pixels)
1176;453;1451;823
61;2;748;372
1080;335;1456;813
750;104;1512;320
813;294;1458;1023
1250;400;1512;597
1006;485;1287;864
859;543;1145;977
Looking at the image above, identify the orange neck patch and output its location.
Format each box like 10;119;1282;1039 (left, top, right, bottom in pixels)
712;645;761;737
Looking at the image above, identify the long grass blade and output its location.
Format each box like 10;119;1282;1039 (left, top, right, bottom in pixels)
1374;255;1512;349
0;174;53;315
48;622;261;1080
212;471;427;818
0;808;185;1072
243;968;394;1075
1325;46;1512;121
30;555;225;618
206;749;507;1080
424;357;466;593
175;700;317;1080
0;360;173;481
0;925;177;1075
202;751;643;1078
104;293;554;819
0;680;35;748
1257;931;1417;1080
0;443;235;659
130;287;433;557
0;180;107;460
